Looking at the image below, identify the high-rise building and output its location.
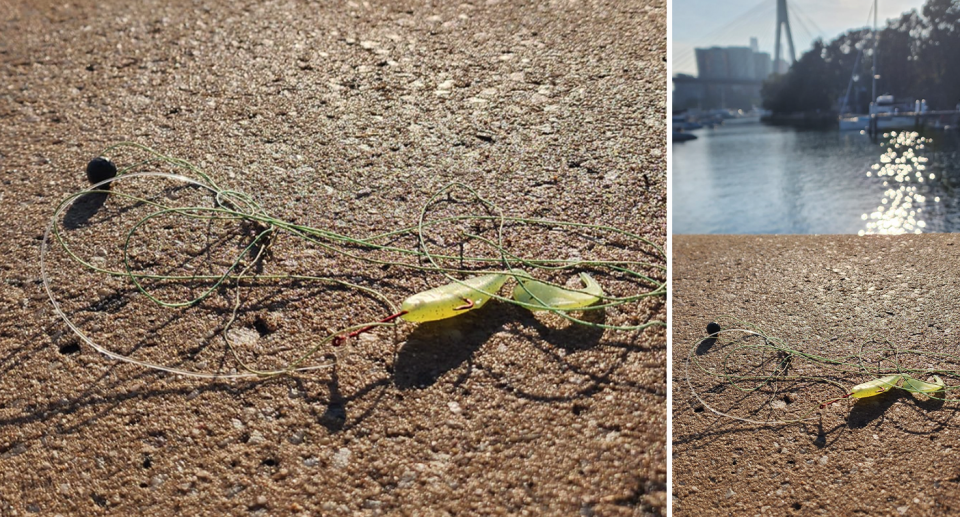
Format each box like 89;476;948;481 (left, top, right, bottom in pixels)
674;39;775;110
695;48;728;80
726;47;756;80
754;52;772;80
695;43;772;81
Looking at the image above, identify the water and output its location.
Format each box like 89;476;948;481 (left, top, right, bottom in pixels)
672;123;960;234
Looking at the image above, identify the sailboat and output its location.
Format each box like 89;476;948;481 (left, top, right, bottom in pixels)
838;0;919;131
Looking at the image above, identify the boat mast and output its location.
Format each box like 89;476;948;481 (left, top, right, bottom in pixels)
872;0;878;103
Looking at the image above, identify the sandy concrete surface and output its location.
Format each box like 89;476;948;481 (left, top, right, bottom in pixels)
0;0;666;515
673;235;960;516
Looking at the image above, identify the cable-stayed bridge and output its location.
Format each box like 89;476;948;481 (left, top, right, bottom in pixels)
673;0;824;110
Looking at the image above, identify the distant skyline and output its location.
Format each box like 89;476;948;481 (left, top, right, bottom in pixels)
673;0;927;77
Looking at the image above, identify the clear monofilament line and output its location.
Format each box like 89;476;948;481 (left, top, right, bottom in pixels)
43;145;665;379
686;319;960;426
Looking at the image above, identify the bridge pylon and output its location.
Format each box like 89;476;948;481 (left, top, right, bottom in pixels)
774;0;796;73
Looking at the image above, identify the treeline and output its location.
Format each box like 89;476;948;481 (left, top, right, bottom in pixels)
763;0;960;114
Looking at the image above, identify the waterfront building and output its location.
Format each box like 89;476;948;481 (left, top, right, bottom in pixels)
675;40;774;111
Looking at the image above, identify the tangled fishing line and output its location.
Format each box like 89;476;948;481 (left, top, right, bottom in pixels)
686;317;960;425
42;143;665;380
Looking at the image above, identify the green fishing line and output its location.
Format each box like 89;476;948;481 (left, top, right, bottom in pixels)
43;143;665;379
687;316;960;425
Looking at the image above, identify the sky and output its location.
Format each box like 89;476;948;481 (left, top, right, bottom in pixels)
673;0;928;76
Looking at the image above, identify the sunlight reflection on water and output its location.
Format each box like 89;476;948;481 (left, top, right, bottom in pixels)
860;131;935;236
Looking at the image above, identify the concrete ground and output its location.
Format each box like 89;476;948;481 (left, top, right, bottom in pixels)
0;0;666;515
673;234;960;516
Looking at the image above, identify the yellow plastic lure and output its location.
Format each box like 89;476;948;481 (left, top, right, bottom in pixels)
850;374;903;398
851;374;945;398
902;375;945;395
400;273;512;322
822;373;945;408
512;272;603;311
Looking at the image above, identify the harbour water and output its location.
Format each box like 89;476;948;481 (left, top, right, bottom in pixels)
672;123;960;234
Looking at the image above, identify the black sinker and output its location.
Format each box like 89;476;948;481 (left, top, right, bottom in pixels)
86;157;117;186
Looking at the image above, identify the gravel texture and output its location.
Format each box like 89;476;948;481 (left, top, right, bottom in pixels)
0;0;666;515
673;234;960;516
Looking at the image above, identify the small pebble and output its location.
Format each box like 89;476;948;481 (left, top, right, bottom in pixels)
332;447;352;468
248;430;265;444
288;430;305;445
706;322;721;335
86;157;117;186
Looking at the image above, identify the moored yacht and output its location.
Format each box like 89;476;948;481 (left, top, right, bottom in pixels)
839;95;923;131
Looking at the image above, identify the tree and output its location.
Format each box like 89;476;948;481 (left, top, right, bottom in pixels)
761;0;960;114
919;0;960;108
762;40;834;113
